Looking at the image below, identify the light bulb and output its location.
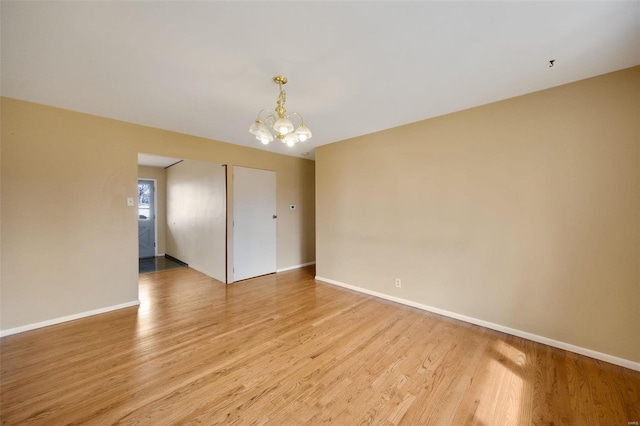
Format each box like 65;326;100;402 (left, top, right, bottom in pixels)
294;123;312;142
255;129;273;144
283;133;298;147
273;118;294;135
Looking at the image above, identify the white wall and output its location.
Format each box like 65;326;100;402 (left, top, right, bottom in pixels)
166;160;226;282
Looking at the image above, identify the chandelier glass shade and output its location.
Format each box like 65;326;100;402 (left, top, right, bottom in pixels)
249;76;312;147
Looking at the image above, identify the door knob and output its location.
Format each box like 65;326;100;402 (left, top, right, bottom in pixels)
273;215;277;219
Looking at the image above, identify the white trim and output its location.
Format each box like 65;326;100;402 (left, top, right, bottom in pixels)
0;301;140;338
315;276;640;372
277;261;316;273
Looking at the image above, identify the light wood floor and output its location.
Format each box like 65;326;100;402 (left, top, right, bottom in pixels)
1;267;638;425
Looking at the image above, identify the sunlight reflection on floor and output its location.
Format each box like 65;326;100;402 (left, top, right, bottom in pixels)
475;339;529;425
138;279;151;317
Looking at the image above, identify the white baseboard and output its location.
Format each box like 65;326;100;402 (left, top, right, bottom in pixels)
277;261;316;273
315;276;640;372
0;300;141;338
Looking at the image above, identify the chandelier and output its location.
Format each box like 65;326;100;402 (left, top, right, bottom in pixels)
249;75;312;147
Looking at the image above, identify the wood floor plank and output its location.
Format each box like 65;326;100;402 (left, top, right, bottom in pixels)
1;266;638;425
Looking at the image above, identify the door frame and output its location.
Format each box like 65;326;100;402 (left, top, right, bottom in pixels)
138;177;158;257
223;164;228;284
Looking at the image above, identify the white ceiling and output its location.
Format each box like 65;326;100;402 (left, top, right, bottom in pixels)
2;2;639;160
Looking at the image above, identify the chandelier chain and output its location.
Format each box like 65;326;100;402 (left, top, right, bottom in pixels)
276;87;287;118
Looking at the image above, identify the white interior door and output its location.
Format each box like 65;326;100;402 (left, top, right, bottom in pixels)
233;166;276;281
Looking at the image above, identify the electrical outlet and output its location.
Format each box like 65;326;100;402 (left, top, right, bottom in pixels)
395;278;401;288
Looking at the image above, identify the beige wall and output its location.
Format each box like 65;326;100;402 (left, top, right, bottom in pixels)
316;67;640;363
1;98;315;331
138;165;167;255
166;160;226;282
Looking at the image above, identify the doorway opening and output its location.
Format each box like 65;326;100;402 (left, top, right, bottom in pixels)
137;153;228;283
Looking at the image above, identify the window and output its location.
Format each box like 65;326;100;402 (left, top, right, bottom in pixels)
138;183;152;219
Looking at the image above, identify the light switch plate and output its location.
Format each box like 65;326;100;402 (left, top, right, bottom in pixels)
127;197;134;206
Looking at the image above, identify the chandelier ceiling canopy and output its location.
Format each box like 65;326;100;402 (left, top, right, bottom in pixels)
249;76;312;147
